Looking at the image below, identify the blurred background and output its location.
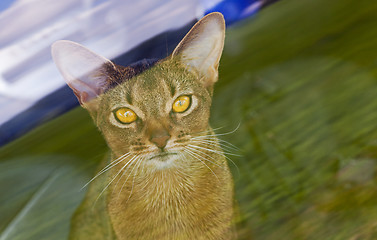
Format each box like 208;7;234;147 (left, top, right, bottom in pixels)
1;0;377;239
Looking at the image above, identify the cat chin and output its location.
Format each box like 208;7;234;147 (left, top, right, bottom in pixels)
146;153;180;170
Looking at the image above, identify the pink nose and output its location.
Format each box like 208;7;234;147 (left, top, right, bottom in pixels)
150;135;170;149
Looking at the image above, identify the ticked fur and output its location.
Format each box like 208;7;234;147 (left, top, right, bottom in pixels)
52;12;235;240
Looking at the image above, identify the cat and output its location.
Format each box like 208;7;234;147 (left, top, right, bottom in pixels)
51;12;235;240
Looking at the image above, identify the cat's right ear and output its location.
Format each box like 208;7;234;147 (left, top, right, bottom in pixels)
172;12;225;88
51;40;116;108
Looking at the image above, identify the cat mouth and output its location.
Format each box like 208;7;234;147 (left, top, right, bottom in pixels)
149;152;178;161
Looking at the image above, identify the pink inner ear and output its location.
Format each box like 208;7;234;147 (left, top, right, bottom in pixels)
67;77;103;104
52;40;116;105
171;13;225;82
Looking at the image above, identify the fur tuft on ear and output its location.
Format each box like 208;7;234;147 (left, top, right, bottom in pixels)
172;12;225;87
51;40;117;106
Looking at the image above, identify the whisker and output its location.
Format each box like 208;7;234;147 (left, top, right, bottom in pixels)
215;138;240;151
208;140;239;152
188;143;241;175
184;149;219;181
223;156;239;177
190;126;225;136
125;157;144;204
118;156;143;200
93;154;137;205
192;123;241;139
190;138;239;153
185;146;225;169
100;152;132;174
112;155;139;194
176;155;186;174
139;155;147;175
81;152;131;190
140;163;153;192
188;144;242;157
190;136;240;151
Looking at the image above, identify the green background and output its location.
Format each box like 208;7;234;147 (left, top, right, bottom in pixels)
1;0;377;239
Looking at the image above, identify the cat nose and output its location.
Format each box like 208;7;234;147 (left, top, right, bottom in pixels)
150;131;170;149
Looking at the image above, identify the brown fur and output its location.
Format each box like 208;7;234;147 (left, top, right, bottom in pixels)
52;12;234;240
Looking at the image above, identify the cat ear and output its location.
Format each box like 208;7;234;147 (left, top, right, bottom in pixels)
51;40;117;106
172;12;225;87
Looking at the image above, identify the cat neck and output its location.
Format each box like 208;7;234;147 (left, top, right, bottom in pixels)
106;151;234;239
107;152;222;205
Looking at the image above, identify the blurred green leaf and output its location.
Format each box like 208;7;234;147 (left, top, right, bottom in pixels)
0;156;89;240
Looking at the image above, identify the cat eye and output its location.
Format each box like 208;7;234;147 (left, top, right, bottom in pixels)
114;108;137;124
172;95;191;113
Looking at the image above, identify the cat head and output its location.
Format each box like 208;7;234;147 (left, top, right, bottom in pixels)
51;12;225;170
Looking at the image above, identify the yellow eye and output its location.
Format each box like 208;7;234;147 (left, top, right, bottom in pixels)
172;95;191;113
114;108;137;124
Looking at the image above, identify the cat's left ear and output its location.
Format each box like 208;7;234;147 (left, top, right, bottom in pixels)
172;12;225;87
51;40;118;110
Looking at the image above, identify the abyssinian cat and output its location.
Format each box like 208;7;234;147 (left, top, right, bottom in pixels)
51;12;235;240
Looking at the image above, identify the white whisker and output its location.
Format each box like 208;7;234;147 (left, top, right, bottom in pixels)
188;140;240;175
184;149;219;181
188;144;242;157
191;123;241;139
190;136;240;152
185;146;224;169
81;152;131;190
213;138;240;151
112;155;139;194
93;154;137;206
191;138;239;153
188;142;240;177
118;156;141;197
99;153;132;175
124;157;144;203
190;126;225;136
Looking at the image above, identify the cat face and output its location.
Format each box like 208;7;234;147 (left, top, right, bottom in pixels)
96;60;213;168
51;13;225;170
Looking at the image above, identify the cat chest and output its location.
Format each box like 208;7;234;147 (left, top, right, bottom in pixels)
107;181;231;239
